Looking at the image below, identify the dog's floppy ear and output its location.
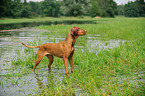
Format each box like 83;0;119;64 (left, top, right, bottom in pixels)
71;27;75;36
71;27;78;37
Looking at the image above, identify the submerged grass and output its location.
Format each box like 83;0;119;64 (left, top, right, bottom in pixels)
4;17;145;95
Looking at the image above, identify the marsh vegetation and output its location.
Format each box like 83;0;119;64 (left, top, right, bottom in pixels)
0;17;145;96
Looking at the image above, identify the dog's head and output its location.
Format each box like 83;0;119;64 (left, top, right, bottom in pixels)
70;27;86;38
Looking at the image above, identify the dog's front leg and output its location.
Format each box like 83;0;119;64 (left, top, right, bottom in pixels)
63;56;69;76
68;50;74;73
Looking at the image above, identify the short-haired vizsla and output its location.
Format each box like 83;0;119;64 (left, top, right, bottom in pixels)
22;27;87;75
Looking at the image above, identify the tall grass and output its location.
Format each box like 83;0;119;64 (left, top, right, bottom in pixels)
11;17;145;95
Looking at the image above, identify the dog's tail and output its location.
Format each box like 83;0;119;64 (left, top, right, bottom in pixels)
21;43;41;48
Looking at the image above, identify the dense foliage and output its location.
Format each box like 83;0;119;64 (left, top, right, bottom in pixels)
0;0;145;18
118;0;145;17
0;0;117;18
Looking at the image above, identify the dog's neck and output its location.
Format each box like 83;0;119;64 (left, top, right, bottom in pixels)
65;31;78;47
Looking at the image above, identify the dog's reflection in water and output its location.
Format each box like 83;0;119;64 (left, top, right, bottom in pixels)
34;70;76;96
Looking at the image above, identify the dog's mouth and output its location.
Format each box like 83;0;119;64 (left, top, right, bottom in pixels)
84;30;87;35
77;29;87;36
79;33;86;36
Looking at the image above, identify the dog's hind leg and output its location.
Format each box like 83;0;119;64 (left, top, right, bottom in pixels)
46;55;54;70
32;48;45;71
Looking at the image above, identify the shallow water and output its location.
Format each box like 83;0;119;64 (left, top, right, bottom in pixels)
0;20;96;30
0;28;125;95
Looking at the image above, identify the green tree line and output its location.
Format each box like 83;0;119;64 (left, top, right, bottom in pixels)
0;0;145;18
118;0;145;17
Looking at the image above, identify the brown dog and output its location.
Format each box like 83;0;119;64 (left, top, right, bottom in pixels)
22;27;86;75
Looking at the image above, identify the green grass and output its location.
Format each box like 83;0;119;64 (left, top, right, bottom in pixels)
0;16;96;24
3;17;145;95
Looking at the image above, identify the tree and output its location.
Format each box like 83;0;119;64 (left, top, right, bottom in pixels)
117;5;124;16
136;0;145;16
21;5;32;18
124;0;145;17
21;1;32;18
89;0;101;17
103;0;117;17
39;0;60;17
0;0;22;18
90;0;117;17
29;1;40;17
0;0;12;17
60;0;91;16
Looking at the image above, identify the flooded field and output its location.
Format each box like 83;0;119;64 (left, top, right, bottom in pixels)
0;17;144;96
0;27;126;95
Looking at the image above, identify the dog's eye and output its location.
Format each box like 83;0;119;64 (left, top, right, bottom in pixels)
77;28;80;31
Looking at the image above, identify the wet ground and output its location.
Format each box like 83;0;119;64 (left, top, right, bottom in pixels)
0;28;126;96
